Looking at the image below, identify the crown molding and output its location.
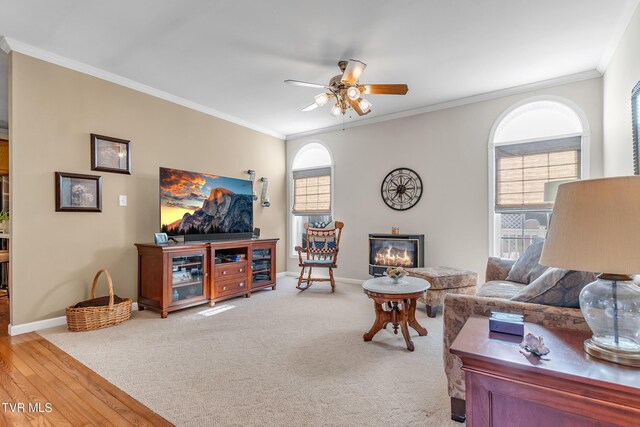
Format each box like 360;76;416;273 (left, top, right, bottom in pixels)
0;37;286;140
286;69;602;140
0;37;11;54
597;0;640;73
0;35;606;142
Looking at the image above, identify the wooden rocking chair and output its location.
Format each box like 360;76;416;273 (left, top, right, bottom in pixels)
295;221;344;292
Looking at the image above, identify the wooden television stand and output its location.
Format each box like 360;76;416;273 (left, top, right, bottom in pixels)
135;238;278;318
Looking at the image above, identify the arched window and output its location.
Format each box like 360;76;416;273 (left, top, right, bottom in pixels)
290;142;333;254
292;143;332;170
490;98;589;259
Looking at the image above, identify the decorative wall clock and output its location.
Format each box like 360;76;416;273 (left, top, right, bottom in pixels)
381;168;423;211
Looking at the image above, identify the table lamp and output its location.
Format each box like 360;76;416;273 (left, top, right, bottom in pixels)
539;177;640;367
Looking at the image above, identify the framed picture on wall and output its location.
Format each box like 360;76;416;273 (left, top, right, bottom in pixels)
90;133;132;174
632;81;640;175
55;172;102;212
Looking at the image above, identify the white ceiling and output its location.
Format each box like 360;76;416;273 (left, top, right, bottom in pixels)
0;0;638;138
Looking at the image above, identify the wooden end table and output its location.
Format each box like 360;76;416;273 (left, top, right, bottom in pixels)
362;276;430;351
451;316;640;426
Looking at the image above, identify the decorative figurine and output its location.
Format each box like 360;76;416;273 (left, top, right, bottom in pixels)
386;267;407;284
520;333;550;358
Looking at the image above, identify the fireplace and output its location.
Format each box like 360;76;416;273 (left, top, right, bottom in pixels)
368;234;425;276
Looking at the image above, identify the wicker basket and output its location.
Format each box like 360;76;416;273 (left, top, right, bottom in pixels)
66;269;132;332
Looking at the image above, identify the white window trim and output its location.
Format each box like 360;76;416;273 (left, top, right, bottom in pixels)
288;141;335;258
487;96;591;257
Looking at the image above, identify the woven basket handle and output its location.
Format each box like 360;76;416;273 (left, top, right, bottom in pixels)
91;269;114;310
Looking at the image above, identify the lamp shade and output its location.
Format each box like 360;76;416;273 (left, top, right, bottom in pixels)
543;179;575;202
539;176;640;275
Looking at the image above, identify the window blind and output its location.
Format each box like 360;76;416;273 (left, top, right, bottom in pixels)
495;136;581;212
292;167;331;216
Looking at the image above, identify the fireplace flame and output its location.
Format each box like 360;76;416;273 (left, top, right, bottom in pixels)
374;246;413;267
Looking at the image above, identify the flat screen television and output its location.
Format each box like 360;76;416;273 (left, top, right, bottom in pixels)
160;167;253;241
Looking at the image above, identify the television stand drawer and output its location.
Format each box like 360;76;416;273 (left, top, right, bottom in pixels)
215;277;249;297
215;261;248;279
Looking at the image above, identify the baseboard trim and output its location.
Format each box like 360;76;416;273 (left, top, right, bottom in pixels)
8;302;140;336
8;316;67;336
6;273;368;334
6;273;366;336
333;276;365;285
282;271;365;285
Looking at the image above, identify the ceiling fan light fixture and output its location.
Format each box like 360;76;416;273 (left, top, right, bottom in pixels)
315;93;330;107
286;59;407;119
358;98;372;113
346;86;360;101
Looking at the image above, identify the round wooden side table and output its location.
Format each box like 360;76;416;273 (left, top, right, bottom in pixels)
362;276;431;351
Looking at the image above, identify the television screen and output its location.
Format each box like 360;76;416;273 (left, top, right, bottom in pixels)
160;167;253;237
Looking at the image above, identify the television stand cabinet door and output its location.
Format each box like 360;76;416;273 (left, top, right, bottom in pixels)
136;244;209;318
250;239;278;292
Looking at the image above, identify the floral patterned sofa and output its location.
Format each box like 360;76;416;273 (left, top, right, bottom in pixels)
442;257;590;422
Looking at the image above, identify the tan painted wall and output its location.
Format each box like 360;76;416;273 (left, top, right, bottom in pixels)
9;53;286;325
287;78;604;281
603;5;640;176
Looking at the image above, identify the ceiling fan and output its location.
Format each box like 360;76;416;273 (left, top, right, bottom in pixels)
285;59;409;117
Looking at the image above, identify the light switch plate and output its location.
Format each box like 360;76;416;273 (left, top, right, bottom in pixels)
119;195;127;206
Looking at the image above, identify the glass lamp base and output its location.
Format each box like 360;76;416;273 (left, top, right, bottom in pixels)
592;335;640;352
584;338;640;367
579;276;640;367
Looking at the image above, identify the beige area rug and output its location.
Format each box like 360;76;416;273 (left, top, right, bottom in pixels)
40;277;459;427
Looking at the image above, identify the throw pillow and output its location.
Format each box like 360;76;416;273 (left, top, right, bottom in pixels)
505;238;548;284
510;267;596;308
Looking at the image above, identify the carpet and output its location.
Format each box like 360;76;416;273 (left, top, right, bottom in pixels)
39;277;459;426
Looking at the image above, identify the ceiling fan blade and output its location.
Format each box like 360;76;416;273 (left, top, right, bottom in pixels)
349;99;370;116
341;59;367;85
302;103;319;112
361;84;409;95
284;79;330;89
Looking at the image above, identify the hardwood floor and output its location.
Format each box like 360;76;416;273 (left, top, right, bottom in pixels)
0;300;173;426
